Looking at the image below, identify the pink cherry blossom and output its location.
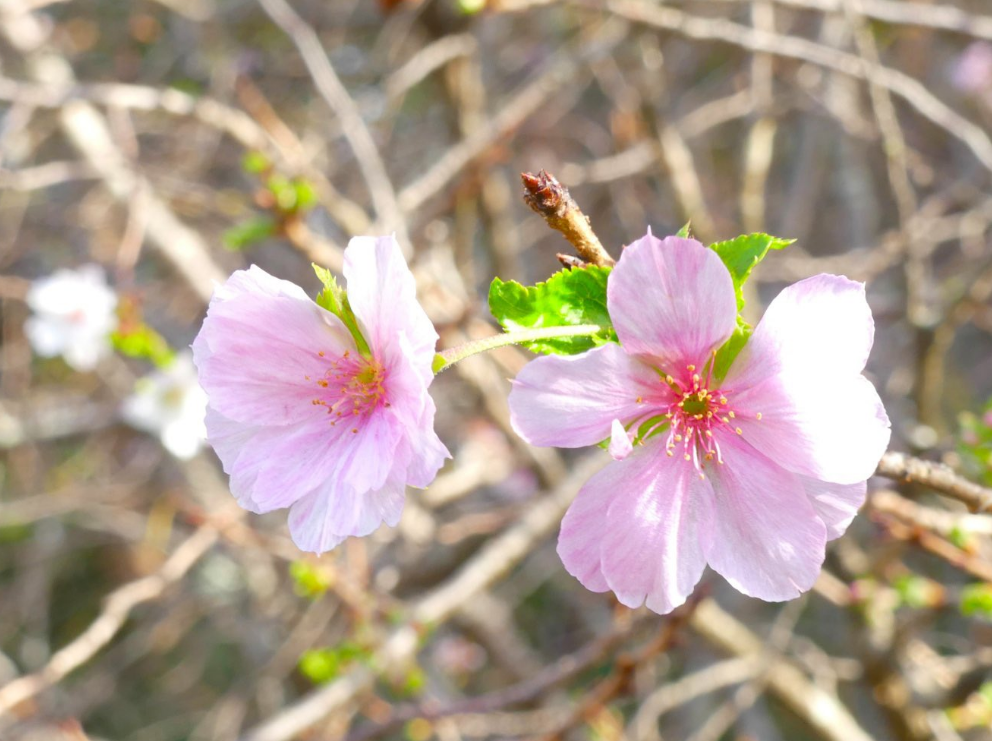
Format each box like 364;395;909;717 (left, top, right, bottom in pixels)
509;233;890;613
193;235;449;553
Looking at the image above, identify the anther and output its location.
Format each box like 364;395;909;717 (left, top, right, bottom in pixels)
719;396;727;405
735;427;743;435
687;364;695;372
352;428;358;433
684;453;691;461
756;412;762;420
666;450;674;457
728;411;736;419
636;396;643;403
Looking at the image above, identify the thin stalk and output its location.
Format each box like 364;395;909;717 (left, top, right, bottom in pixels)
433;324;603;373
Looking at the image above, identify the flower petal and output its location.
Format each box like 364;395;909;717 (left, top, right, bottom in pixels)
343;235;438;381
509;343;665;448
194;286;352;426
704;434;826;601
608;419;633;460
557;469;612;593
288;479;406;554
800;475;867;541
732;373;891;486
608;234;736;372
726;274;874;390
599;443;713;614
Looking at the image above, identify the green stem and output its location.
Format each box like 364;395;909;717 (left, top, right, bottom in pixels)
433;324;603;374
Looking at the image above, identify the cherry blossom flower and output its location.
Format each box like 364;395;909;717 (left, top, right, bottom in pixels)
25;265;117;371
193;236;449;553
122;352;208;460
509;233;890;613
951;42;992;96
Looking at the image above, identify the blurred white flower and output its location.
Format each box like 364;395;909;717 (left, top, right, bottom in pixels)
123;352;208;460
25;264;118;371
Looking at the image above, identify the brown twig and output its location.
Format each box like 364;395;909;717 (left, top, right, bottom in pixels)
876;452;992;513
521;169;615;267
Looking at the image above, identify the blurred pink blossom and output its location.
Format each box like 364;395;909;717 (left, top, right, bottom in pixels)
193;236;449;553
509;234;890;614
951;42;992;96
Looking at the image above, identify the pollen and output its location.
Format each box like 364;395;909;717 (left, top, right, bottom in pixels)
654;363;740;474
756;412;763;420
310;351;388;426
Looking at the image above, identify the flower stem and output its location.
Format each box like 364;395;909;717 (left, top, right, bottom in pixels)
433;324;603;374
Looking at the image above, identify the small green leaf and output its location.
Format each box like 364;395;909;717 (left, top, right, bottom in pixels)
709;233;794;313
293;178;317;212
894;574;935;608
457;0;486;14
707;233;793;379
298;641;372;685
488;266;616;355
112;324;175;368
312;263;372;358
712;319;750;381
676;221;691;239
267;174;296;212
222;216;276;250
961;583;992;619
242;150;271;175
289;560;333;599
298;648;341;684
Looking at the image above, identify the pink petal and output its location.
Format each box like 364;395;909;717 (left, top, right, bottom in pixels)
726;274;875;390
800;475;867;541
215;264;310;302
204;408;273;514
732;373;890;486
401;394;450;488
195;279;353;426
288;479;406;554
704;434;826;601
608;234;736;373
608;419;633;460
509;343;665;448
253;410;403;505
343;236;438;381
557;468;613;593
599;443;712;614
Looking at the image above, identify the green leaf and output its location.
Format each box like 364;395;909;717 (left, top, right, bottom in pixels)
222;216;276;251
293;178;317;212
298;648;341;684
893;574;935;608
488;266;615;355
312;263;372;358
289;560;333;599
709;233;794;313
457;0;486;13
676;221;691;239
242;150;271;175
707;233;793;379
960;583;992;619
298;641;372;685
712;319;750;381
112;324;175;368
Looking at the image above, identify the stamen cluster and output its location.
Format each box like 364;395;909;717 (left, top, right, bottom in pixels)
310;349;388;431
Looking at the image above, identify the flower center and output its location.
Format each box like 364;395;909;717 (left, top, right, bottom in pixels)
659;363;755;476
308;349;388;432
